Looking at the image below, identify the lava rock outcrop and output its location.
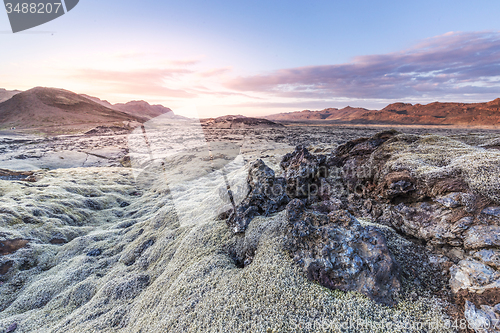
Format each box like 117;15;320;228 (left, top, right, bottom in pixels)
227;146;401;305
284;199;400;306
330;130;500;331
280;146;327;202
226;129;500;318
227;147;331;233
227;159;289;233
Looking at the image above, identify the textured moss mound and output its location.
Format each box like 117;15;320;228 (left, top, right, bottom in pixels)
370;134;500;204
0;164;456;332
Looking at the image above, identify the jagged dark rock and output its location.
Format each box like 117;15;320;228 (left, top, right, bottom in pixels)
227;159;289;233
280;146;327;202
227;145;402;305
283;199;401;306
227;146;331;233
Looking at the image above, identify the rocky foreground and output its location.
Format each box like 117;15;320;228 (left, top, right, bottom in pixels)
0;126;499;332
227;130;500;332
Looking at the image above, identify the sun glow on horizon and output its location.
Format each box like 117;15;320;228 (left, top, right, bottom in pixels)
2;1;500;118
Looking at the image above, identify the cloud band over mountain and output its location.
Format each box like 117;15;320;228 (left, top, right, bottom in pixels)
226;32;500;100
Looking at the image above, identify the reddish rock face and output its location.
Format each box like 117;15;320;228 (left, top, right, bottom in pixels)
0;239;29;256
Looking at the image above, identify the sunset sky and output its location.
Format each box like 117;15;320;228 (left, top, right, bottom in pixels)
1;0;500;117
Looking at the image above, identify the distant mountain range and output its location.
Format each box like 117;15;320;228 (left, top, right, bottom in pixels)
264;106;371;121
264;99;500;126
81;95;174;120
0;88;22;103
0;87;180;133
1;87;499;132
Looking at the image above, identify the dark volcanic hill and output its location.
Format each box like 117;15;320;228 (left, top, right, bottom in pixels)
0;87;145;131
0;88;21;103
264;99;500;126
201;115;285;128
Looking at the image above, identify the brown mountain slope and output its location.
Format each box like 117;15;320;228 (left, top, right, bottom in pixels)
79;94;115;109
324;106;373;121
264;100;500;126
0;87;145;131
0;88;21;103
362;99;500;125
264;106;372;121
80;95;175;120
113;100;173;120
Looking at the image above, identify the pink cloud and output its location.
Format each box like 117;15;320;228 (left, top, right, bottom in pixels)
225;31;500;100
198;67;232;77
168;59;201;66
71;68;197;98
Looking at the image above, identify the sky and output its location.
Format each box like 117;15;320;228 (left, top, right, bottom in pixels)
1;0;500;118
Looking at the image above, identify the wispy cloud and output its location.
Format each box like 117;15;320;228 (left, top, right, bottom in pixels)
168;59;202;66
225;31;500;100
197;67;232;77
72;68;197;98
